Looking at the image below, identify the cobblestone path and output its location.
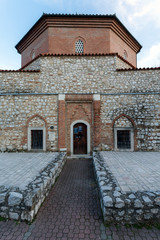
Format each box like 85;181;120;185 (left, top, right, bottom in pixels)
0;158;160;240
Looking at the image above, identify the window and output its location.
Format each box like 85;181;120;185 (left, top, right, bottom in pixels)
28;127;46;151
75;39;84;54
31;130;43;149
117;130;131;149
114;127;134;151
123;50;128;60
31;50;35;60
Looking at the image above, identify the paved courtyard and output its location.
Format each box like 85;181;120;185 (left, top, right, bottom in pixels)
0;156;160;239
101;151;160;192
0;152;58;189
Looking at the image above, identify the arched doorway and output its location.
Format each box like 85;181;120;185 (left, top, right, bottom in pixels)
73;123;87;154
71;120;90;155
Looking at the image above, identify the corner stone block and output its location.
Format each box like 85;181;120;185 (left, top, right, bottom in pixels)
8;192;23;206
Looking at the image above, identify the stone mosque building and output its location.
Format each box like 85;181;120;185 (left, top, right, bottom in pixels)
0;14;160;155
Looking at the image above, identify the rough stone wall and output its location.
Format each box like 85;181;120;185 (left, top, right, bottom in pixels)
1;55;160;94
93;152;160;224
23;57;41;71
114;116;133;128
28;116;45;128
0;71;40;93
115;57;133;69
101;94;160;151
0;95;58;152
0;152;66;221
0;55;160;152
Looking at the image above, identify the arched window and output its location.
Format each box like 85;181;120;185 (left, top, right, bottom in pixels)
113;115;134;151
75;39;84;54
31;50;35;60
123;50;128;60
27;115;46;151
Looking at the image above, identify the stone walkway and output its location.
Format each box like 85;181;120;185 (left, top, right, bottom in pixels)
101;152;160;192
0;153;59;189
0;158;160;240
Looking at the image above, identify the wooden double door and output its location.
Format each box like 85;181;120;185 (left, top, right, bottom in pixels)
73;123;87;155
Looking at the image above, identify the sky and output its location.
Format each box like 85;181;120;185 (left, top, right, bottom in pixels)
0;0;160;70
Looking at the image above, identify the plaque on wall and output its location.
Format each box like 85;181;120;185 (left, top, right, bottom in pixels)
49;132;55;141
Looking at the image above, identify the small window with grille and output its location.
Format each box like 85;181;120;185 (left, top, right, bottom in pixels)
117;130;131;149
75;39;84;54
114;127;134;151
31;130;43;150
124;50;128;60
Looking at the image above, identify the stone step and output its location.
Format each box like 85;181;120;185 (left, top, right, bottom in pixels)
67;155;92;160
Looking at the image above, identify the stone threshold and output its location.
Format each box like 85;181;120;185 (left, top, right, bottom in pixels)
93;152;160;224
0;152;66;221
68;154;92;159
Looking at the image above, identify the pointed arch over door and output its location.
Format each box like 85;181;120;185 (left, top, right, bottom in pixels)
71;120;90;155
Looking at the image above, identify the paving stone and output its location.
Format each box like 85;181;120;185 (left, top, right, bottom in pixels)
0;158;160;239
101;152;160;192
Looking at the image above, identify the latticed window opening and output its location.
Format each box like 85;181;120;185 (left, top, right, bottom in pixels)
124;50;128;60
75;39;84;53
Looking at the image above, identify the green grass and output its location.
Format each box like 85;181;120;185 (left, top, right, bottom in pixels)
0;216;7;222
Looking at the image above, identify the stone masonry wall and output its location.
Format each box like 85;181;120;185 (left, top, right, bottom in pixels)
116;56;133;69
23;57;41;71
114;116;133;128
0;152;66;221
0;55;160;152
0;55;160;94
101;94;160;151
93;152;160;224
0;95;58;152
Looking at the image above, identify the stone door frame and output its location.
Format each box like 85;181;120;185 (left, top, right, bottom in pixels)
70;120;90;155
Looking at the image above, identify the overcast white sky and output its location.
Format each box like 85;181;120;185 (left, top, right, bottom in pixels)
0;0;159;69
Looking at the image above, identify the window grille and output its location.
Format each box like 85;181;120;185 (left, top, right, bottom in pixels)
75;39;84;53
114;127;134;151
117;130;131;149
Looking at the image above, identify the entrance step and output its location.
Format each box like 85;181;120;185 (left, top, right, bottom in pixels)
67;155;92;160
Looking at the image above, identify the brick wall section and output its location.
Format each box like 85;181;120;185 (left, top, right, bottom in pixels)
58;99;66;150
66;95;93;155
110;30;137;67
21;29;49;67
93;100;101;149
19;21;138;68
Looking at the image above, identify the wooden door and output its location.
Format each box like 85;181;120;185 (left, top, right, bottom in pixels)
73;123;87;154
